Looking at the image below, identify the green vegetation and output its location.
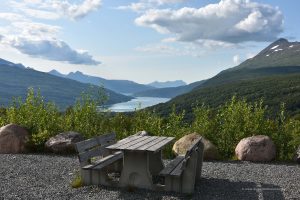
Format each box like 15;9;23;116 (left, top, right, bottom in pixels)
71;171;83;188
152;72;300;120
0;88;299;161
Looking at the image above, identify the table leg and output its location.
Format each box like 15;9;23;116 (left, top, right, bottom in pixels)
119;151;153;190
148;150;164;176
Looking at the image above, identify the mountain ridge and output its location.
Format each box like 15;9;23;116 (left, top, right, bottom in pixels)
147;80;186;88
134;80;206;98
0;59;132;109
48;70;154;94
149;38;300;118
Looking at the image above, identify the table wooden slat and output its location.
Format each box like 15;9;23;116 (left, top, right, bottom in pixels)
127;136;159;150
136;137;167;151
146;137;174;152
117;136;151;150
106;136;142;149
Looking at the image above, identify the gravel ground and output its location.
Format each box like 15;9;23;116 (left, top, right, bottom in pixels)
0;154;299;200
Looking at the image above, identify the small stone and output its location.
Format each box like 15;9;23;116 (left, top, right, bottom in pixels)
134;130;149;136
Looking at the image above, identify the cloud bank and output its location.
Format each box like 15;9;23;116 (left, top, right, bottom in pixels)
135;0;284;44
3;38;100;65
0;0;101;65
117;0;186;12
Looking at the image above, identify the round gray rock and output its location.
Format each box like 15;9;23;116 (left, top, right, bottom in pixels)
45;131;84;154
172;133;219;160
235;135;276;162
0;123;29;154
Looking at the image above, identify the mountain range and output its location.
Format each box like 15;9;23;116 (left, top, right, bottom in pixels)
1;38;299;117
133;80;206;98
150;38;300;119
48;70;154;94
147;80;186;88
0;61;132;109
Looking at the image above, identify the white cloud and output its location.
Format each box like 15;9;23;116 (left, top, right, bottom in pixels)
135;0;283;44
1;37;100;65
52;0;102;20
117;0;186;12
136;43;205;57
233;54;241;65
0;1;101;65
10;0;102;20
0;12;27;21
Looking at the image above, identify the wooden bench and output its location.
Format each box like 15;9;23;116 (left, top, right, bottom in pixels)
159;137;204;194
75;132;124;186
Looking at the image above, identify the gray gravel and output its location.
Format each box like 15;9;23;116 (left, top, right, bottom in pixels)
0;154;299;200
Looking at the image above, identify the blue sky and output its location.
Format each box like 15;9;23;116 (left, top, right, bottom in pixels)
0;0;299;84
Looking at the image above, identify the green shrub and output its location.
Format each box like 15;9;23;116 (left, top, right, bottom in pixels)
1;88;299;161
70;172;83;188
4;88;62;150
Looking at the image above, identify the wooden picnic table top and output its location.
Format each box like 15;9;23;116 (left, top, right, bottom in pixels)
106;135;174;152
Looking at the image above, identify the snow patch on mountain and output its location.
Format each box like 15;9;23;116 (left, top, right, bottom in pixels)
271;45;279;50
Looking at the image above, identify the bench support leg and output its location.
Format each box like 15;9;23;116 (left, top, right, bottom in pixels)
81;169;92;185
165;176;182;193
148;150;164;176
196;141;204;183
81;169;110;186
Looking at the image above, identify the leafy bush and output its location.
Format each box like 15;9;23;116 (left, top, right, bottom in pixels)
3;88;62;150
1;88;299;160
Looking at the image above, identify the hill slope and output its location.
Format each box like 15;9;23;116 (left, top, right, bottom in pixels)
150;38;300;118
0;61;132;109
235;38;300;70
49;70;153;94
152;73;300;119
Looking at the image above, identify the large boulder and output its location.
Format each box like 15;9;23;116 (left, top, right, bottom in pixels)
45;131;84;154
294;146;300;164
0;124;29;154
235;135;276;162
172;133;219;160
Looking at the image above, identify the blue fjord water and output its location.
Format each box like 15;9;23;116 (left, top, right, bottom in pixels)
105;97;170;112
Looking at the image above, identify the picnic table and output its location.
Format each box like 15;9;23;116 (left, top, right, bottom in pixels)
106;135;174;190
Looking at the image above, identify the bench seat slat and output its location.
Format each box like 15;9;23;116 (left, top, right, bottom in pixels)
160;156;184;176
82;151;123;170
170;159;186;176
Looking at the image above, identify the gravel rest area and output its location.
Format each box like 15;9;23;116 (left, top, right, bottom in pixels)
0;154;299;200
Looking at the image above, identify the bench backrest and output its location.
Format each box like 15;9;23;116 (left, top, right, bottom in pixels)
184;137;202;166
75;132;116;167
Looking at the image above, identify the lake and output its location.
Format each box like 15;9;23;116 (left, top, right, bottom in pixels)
105;97;170;112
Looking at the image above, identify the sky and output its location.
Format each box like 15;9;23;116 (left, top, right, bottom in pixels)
0;0;299;84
